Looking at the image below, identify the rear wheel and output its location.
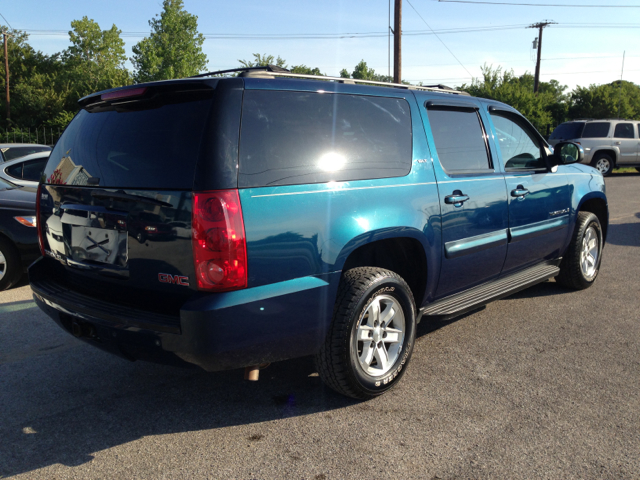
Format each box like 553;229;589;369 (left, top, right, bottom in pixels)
556;212;603;290
315;267;416;400
0;237;22;291
591;154;613;176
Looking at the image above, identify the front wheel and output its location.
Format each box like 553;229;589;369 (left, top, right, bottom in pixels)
556;212;603;290
315;267;416;400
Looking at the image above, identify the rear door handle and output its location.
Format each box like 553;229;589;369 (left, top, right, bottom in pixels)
511;185;530;198
615;141;622;145
444;190;469;207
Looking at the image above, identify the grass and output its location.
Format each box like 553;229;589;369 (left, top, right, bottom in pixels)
613;167;639;174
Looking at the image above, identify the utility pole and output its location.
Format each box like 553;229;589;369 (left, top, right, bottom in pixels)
3;31;9;121
393;0;402;84
528;21;556;93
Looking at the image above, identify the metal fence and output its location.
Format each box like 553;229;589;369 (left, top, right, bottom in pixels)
2;127;62;146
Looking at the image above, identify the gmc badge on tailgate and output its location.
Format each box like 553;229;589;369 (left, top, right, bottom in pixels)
158;273;190;286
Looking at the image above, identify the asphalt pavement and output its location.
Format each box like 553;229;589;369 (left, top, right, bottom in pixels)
1;173;639;479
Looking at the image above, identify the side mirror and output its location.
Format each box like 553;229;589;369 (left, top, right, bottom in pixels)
549;141;584;168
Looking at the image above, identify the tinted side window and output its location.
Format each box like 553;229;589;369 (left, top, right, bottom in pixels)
238;91;412;187
491;113;544;171
614;123;634;138
22;159;48;181
582;122;610;138
549;122;584;140
5;163;22;179
426;108;491;172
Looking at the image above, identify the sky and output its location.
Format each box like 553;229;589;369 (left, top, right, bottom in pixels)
2;0;640;92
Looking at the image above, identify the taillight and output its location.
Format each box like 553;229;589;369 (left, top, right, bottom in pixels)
36;184;46;257
192;190;247;291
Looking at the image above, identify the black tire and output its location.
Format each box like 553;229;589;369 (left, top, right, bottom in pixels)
315;267;417;400
591;153;614;176
0;236;23;291
635;167;640;173
556;212;603;290
136;232;146;243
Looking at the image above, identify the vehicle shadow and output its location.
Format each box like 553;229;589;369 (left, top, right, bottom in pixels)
606;220;640;248
0;346;356;477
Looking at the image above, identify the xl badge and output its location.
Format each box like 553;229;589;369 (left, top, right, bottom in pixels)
158;273;189;286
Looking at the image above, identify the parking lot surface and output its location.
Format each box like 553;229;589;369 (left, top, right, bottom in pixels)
1;174;639;479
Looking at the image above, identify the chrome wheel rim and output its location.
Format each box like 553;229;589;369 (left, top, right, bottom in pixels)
0;250;5;281
595;158;610;174
580;226;599;279
354;294;405;377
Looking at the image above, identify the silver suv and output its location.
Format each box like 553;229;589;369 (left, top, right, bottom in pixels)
549;119;640;176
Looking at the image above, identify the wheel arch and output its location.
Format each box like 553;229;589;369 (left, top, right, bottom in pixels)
337;229;431;308
592;148;618;167
577;194;609;243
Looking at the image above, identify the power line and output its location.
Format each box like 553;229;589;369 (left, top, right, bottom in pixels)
405;0;474;78
0;11;13;30
438;0;640;7
18;22;640;40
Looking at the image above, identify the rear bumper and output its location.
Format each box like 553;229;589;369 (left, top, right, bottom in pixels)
30;258;340;371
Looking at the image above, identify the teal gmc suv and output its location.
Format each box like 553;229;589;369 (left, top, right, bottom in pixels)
30;66;608;399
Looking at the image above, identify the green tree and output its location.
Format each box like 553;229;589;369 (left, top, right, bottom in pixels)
131;0;207;82
60;17;131;111
290;65;324;76
459;65;563;132
568;81;640;120
340;60;394;83
237;54;323;75
238;53;287;69
0;27;66;129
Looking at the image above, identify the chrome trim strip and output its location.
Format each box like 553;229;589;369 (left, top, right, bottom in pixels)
444;229;508;259
509;215;569;243
250;182;436;198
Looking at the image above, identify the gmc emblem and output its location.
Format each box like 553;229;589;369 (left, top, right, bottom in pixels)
158;273;189;286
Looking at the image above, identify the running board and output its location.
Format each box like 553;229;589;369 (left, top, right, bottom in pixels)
420;261;561;321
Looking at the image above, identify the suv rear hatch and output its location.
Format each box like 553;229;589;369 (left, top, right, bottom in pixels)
33;80;236;330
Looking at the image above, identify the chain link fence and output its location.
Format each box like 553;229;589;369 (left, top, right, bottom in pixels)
2;127;63;146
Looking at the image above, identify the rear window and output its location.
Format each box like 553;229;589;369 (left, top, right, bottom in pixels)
582;122;610;138
2;145;51;162
549;122;584;140
42;91;214;188
238;91;412;187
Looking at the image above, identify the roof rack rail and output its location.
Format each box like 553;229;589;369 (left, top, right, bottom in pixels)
190;64;290;78
191;65;469;96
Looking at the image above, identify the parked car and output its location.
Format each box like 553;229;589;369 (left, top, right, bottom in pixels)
30;67;608;399
0;143;51;162
549;119;640;176
0;177;39;290
0;151;50;187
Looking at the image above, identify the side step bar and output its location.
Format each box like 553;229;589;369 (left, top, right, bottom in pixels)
419;261;561;321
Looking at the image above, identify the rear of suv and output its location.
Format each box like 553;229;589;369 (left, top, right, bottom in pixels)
31;67;608;399
549;119;640;176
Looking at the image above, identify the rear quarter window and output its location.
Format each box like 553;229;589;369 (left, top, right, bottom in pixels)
238;91;412;187
582;122;610;138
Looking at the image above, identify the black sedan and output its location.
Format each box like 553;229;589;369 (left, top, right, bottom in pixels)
0;177;39;290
